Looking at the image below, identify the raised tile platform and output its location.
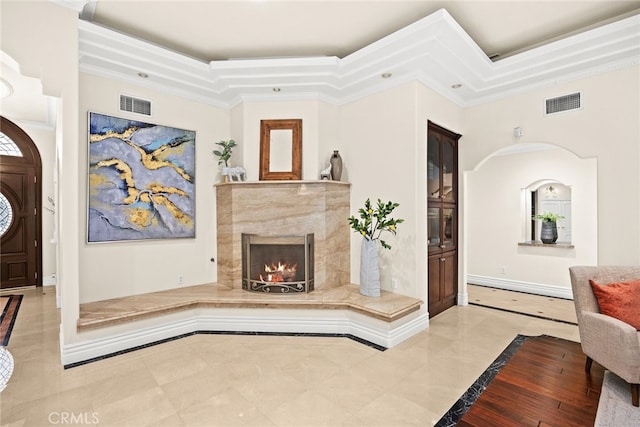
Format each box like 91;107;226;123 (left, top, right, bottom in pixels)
78;283;423;330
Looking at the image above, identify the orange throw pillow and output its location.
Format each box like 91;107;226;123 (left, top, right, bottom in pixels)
589;279;640;330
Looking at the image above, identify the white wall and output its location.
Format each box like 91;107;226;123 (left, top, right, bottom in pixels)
340;83;417;297
2;0;81;343
339;82;464;304
467;147;598;290
416;83;465;304
78;73;229;302
463;66;640;268
318;101;341;178
233;100;337;181
20;124;58;282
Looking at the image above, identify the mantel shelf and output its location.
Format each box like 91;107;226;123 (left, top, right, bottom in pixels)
214;180;351;187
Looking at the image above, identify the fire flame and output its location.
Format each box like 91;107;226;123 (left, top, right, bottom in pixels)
259;262;298;283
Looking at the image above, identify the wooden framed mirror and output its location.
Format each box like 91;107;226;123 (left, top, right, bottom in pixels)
259;119;302;180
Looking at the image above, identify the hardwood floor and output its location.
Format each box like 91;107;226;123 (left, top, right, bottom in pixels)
458;336;604;427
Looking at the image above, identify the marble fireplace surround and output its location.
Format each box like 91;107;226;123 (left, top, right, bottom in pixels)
216;181;351;292
72;181;426;366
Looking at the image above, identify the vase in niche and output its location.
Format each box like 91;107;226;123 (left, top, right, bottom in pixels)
359;238;381;297
330;150;343;181
540;221;558;244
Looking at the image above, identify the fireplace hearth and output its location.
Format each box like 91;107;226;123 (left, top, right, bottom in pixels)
242;233;314;293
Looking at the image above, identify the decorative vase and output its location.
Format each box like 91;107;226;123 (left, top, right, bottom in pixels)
330;150;343;181
540;221;558;244
360;239;381;297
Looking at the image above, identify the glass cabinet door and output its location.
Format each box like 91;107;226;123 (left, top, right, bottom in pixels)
442;207;456;250
428;206;457;253
427;135;440;200
442;139;456;202
428;207;441;253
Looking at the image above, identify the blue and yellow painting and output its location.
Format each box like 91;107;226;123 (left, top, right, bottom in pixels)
88;112;196;242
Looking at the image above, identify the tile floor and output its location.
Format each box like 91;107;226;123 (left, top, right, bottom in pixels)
1;287;580;426
467;284;577;324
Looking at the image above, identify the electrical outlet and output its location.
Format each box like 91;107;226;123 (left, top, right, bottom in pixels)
391;278;398;289
178;275;184;285
500;266;507;275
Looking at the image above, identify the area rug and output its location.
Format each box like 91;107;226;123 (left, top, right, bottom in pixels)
0;295;23;346
594;371;640;426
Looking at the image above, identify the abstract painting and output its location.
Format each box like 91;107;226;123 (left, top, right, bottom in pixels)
88;112;195;242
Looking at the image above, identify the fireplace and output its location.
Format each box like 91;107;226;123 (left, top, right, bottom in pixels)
242;233;314;293
216;182;350;291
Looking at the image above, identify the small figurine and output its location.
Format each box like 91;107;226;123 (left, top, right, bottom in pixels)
222;166;247;182
320;163;332;180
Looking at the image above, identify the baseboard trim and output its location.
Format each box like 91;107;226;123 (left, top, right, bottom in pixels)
467;275;573;300
43;275;57;286
457;291;469;306
60;309;429;366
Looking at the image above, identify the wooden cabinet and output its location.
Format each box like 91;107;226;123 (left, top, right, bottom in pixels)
427;121;460;318
428;251;457;316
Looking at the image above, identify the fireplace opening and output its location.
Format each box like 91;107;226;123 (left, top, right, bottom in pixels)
242;233;314;293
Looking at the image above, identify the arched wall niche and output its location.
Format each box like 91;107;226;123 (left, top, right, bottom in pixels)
463;141;598;297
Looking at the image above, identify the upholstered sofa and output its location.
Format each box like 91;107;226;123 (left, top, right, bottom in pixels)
569;266;640;407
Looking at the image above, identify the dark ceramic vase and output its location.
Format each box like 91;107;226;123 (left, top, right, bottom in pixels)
330;150;343;181
540;221;558;244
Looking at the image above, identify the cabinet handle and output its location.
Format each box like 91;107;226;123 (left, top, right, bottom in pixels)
440;258;446;262
439;245;446;249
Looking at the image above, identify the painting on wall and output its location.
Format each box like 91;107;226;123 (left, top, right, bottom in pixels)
87;112;196;243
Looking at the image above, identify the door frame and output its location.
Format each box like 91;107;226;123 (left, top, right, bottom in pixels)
1;116;42;287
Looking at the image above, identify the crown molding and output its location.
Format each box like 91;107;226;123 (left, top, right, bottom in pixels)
78;9;640;109
50;0;88;13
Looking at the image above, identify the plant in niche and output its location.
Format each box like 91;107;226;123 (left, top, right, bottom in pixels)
213;139;237;167
349;198;404;250
533;212;564;223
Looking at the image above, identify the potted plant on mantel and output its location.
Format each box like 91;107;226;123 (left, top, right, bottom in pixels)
213;139;237;182
533;212;565;244
348;198;404;297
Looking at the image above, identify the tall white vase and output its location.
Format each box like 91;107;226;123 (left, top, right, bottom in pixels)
360;239;381;297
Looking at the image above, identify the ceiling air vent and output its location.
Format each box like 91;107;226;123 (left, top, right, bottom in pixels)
545;92;581;115
119;95;151;116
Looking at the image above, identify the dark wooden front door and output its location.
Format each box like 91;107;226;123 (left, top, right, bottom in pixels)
1;116;42;289
1;164;37;288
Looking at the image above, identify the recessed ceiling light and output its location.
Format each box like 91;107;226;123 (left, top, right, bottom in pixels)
451;83;462;89
381;72;392;79
272;87;281;92
137;72;149;78
0;78;14;99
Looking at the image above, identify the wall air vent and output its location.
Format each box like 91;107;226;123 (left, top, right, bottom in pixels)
545;92;581;115
119;95;151;116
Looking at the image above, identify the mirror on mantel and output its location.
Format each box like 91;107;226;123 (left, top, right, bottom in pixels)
259;119;302;180
523;180;572;243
